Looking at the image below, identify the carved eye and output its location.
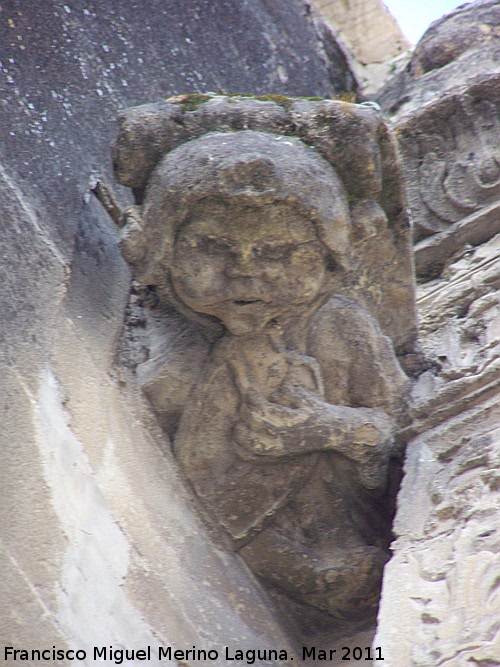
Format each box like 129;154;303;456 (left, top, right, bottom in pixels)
193;236;230;256
254;244;287;260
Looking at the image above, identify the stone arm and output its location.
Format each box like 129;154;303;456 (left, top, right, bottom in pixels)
308;296;410;426
233;381;392;489
137;327;212;439
233;297;410;488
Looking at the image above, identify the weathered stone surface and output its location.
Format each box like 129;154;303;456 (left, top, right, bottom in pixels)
309;0;410;95
0;180;297;664
0;1;361;661
48;316;297;664
111;96;416;628
371;6;500;661
376;233;500;665
0;369;69;651
114;95;417;354
4;0;499;661
377;0;500;118
378;398;500;665
0;0;355;249
392;76;500;248
376;0;500;277
414;201;500;279
311;0;408;64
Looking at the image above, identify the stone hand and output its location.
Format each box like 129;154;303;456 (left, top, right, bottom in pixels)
233;383;393;488
233;385;314;459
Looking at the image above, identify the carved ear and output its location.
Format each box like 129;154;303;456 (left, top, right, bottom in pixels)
118;204;224;337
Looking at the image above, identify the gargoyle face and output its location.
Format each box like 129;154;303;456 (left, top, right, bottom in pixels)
170;200;326;335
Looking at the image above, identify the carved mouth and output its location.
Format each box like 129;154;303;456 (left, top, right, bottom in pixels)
233;299;262;306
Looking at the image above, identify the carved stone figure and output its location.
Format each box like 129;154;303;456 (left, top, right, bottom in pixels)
111;96;416;622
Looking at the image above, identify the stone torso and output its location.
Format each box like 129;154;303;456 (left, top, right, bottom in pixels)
174;297;407;548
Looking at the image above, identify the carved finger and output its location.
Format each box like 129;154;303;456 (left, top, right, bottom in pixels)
272;384;323;409
227;358;257;398
240;395;312;432
284;351;325;397
233;421;285;457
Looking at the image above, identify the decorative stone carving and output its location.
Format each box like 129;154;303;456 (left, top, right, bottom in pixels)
375;231;500;667
376;0;500;278
111;95;416;622
397;82;500;241
372;3;500;662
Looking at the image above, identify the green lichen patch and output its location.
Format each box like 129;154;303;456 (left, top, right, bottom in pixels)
164;92;357;112
222;93;293;108
226;92;357;106
255;93;293;108
164;94;213;111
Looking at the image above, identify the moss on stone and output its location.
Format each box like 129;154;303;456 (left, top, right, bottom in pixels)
255;93;292;108
179;94;213;111
227;93;357;105
165;94;213;111
164;92;357;112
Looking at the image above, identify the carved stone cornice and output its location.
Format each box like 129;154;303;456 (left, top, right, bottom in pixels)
395;75;500;248
406;233;500;439
376;0;500;280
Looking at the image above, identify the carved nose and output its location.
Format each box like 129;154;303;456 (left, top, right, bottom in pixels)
226;248;255;277
226;261;254;278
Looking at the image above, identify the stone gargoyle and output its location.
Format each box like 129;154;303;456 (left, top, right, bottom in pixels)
109;95;417;622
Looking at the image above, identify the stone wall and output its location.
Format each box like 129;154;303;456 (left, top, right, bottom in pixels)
377;234;500;665
375;2;500;663
3;0;500;664
0;99;295;665
308;0;410;94
0;1;357;663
